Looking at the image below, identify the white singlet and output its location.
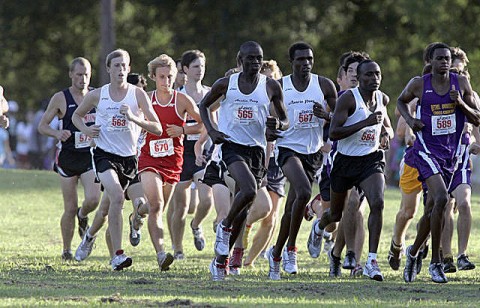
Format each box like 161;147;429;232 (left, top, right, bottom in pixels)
95;83;143;157
336;87;385;156
217;73;270;149
276;74;325;154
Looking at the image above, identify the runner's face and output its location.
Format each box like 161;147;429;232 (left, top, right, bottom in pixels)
345;62;359;88
241;46;263;74
175;62;186;87
154;66;175;92
358;62;381;92
292;49;313;77
184;57;205;82
108;56;130;83
431;48;451;74
70;63;91;91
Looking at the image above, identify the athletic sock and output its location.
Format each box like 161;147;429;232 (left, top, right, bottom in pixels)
367;252;377;264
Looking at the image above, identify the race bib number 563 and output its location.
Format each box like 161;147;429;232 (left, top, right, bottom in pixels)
107;114;129;131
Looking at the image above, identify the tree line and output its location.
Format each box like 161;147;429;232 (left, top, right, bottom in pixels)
1;0;479;117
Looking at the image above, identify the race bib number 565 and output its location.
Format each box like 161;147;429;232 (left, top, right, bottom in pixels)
234;105;258;125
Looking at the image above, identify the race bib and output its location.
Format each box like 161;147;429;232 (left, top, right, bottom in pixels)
431;114;456;136
74;132;91;149
359;128;377;145
107;114;129;132
149;138;174;157
187;134;200;141
234;104;258;125
186;121;200;140
294;109;320;129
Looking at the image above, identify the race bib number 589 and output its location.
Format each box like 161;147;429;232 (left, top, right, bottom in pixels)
432;114;456;136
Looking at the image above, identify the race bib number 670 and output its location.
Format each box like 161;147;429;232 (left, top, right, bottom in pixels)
149;138;174;157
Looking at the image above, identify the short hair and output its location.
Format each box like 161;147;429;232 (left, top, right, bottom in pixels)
147;54;177;80
451;47;469;65
337;65;345;80
356;59;377;76
181;50;206;70
127;73;147;91
339;51;353;67
175;59;184;73
239;41;262;59
288;42;313;61
260;60;283;79
343;52;370;72
69;57;91;72
423;42;440;64
428;42;450;60
106;49;130;68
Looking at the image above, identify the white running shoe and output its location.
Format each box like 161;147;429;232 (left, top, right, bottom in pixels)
363;259;384;281
157;251;174;271
209;258;226;281
111;251;132;271
307;220;323;258
214;221;231;256
75;232;96;262
284;247;298;274
267;246;281;280
282;247;289;271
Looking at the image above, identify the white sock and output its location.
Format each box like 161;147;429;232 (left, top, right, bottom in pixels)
367;252;377;264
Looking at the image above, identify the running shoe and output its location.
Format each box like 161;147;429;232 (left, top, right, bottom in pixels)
174;251;185;261
363;259;384;281
343;250;356;270
284;247;298;274
214;221;231;256
129;213;141;247
157;251;174;271
307;219;323;258
429;263;448;283
442;256;457;273
229;247;244;275
191;221;206;251
387;240;402;271
350;264;363;277
403;245;417;283
77;207;89;239
457;254;475;270
61;250;73;261
282;247;289;271
75;232;96;261
111;251;132;271
328;249;342;277
267;246;281;280
209;258;226;281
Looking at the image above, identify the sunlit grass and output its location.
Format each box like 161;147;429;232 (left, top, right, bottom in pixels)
0;169;479;307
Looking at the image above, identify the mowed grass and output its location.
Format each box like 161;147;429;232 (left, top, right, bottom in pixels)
0;168;479;307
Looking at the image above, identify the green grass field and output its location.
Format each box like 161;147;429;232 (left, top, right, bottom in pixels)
0;168;479;307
